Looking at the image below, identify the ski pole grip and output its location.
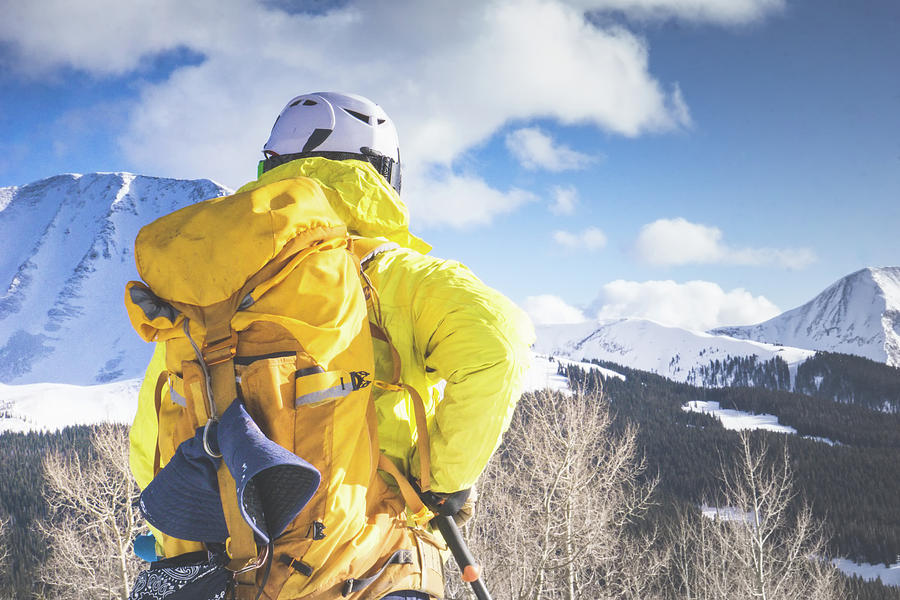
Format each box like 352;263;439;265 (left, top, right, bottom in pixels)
433;515;493;600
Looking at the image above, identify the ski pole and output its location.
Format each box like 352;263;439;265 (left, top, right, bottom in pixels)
432;514;493;600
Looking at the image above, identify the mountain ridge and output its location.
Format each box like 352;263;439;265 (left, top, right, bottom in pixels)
711;267;900;367
0;173;231;384
534;317;816;386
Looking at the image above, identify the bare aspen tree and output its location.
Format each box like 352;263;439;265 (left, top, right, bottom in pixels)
39;424;146;600
452;389;665;600
0;515;8;584
0;516;11;600
671;432;841;600
670;505;740;600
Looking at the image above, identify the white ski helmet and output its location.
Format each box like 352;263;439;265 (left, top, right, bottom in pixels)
261;92;402;193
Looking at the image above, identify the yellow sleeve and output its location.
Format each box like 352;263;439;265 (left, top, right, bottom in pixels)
129;342;166;491
408;258;535;492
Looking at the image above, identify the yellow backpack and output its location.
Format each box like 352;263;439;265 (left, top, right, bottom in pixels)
124;177;445;599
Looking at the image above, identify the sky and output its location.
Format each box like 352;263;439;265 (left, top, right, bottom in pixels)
1;0;897;331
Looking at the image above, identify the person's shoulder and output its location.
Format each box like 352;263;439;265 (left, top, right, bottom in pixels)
369;246;451;272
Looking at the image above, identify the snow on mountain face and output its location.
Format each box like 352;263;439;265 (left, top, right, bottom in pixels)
0;173;231;385
534;318;815;385
712;267;900;367
0;379;139;433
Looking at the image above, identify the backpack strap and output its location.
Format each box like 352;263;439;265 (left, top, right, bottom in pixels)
152;371;168;474
377;454;433;528
196;305;260;599
341;549;415;597
370;323;433;493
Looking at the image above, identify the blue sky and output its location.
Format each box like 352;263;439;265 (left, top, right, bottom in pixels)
1;0;897;330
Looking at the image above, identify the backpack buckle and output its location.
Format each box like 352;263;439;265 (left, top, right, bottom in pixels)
203;331;239;365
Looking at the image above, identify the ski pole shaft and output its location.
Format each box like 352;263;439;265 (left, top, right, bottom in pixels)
433;514;493;600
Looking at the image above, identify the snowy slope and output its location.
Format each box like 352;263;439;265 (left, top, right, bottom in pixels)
525;353;625;393
0;173;230;385
682;400;797;434
0;379;140;434
712;267;900;367
534;318;815;384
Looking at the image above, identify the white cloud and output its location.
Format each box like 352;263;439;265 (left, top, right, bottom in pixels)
554;227;608;250
0;0;784;79
634;218;816;269
550;186;579;215
0;0;693;228
505;127;595;171
572;0;786;24
593;279;780;330
0;0;208;76
635;218;721;264
404;168;536;229
669;83;693;127
523;295;588;325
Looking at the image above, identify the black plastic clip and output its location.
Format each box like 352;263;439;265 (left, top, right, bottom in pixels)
310;521;326;541
279;554;313;577
350;371;371;390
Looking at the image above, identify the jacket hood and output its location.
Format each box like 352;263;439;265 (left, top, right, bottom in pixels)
237;157;430;254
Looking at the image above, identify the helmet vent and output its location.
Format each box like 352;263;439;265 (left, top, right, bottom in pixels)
343;109;371;125
289;99;318;107
301;128;333;153
377;118;386;124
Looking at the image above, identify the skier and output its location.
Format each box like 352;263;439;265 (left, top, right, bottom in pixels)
129;91;534;599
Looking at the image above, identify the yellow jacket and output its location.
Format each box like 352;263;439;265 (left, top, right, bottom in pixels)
130;157;534;495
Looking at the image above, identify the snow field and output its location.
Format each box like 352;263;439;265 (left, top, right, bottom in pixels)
524;353;624;395
681;400;796;434
0;378;139;434
831;558;900;587
680;400;839;445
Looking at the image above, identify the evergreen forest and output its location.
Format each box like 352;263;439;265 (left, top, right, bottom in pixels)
565;353;900;569
0;427;97;598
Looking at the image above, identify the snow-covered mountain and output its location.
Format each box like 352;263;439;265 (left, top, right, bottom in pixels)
0;173;230;385
712;267;900;367
2;170;895;392
534;318;815;385
0;379;140;434
535;268;900;384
